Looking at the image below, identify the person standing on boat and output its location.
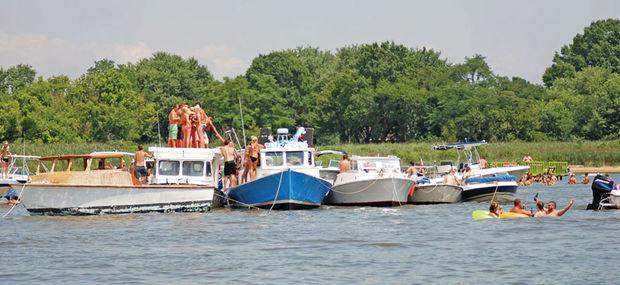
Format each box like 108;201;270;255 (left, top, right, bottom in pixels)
248;136;263;180
405;161;417;178
1;141;11;179
339;154;351;173
509;199;534;217
443;168;459;186
180;104;193;148
134;144;152;184
220;139;238;191
202;113;224;148
479;157;488;169
168;104;181;148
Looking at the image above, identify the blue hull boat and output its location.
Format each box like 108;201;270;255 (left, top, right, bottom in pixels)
227;169;331;210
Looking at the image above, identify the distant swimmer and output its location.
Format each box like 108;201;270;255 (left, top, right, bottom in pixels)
534;200;547;217
546;199;574;217
582;173;590;184
489;201;502;218
339;154;351;173
510;199;534;217
568;173;577;184
443;168;459;186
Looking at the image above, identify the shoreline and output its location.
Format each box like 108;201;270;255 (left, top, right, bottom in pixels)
569;165;620;174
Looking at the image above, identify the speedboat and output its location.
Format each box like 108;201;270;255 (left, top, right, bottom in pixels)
431;141;524;202
1;155;40;200
324;155;414;207
13;147;220;215
226;127;331;210
408;177;463;204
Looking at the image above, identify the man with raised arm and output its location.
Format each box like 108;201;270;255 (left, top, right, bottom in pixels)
546;199;574;217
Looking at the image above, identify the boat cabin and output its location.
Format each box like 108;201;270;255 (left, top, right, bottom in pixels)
349;156;402;174
149;147;220;186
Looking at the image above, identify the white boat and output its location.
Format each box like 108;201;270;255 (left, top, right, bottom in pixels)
408;178;462;204
324;155;414;207
14;147;221;215
1;155;40;199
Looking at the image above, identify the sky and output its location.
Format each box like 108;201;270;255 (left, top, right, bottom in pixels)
1;0;618;83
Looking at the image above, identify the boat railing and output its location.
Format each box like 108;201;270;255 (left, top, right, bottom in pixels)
488;161;568;176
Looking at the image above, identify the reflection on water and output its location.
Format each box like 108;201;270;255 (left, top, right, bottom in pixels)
1;174;619;284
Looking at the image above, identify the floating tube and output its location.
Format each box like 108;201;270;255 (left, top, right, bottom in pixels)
471;210;529;220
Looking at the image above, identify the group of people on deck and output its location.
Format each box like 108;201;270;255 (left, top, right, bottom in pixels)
489;198;574;218
167;103;224;148
220;136;265;191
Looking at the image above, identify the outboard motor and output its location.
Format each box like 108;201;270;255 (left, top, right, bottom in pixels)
587;175;615;210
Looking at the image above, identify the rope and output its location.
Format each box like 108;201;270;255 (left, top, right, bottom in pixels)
489;182;501;204
329;178;380;195
2;183;26;218
269;171;285;213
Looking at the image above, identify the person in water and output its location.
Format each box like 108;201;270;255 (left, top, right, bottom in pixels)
546;199;574;217
509;199;534;217
489;201;502;218
220;139;238;191
582;173;590;184
522;153;533;162
534;200;547;217
568;173;577;184
1;141;11;179
339;154;351;173
443;168;459;186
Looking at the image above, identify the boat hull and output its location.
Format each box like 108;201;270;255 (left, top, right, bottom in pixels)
461;182;518;203
15;184;214;215
226;169;331;210
325;178;414;207
408;184;463;204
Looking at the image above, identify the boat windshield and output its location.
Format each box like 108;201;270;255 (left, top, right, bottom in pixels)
158;160;180;176
286;151;304;166
357;159;401;173
264;152;284;167
182;161;211;177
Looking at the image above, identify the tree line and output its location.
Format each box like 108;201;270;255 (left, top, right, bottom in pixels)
0;19;618;145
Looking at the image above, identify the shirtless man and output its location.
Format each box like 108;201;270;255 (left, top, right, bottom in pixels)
167;104;181;147
220;139;238;191
248;136;263;180
461;166;473;180
522;153;533;162
180;105;192;148
509;199;534;217
568;173;577;184
134;144;152;184
1;141;11;179
546;199;574;217
339;154;351;173
582;173;590;184
405;161;417;178
443;168;459;186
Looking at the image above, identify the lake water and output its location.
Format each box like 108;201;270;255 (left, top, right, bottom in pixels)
2;174;619;284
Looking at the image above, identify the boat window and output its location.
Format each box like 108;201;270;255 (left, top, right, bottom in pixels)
264;152;284;167
182;161;204;177
286;151;304;166
158;160;180;176
381;160;401;173
328;160;339;168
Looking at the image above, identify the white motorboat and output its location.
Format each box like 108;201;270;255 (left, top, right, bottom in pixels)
14;147;221;215
325;155;414;207
432;141;523;202
408;178;462;204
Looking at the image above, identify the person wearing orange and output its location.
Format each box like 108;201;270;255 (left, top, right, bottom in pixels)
180;104;192;148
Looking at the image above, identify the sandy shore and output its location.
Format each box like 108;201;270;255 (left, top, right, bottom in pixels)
569;165;620;174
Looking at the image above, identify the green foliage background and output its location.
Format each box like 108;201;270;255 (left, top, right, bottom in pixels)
1;19;619;146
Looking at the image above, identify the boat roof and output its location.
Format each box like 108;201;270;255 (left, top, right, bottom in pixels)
6;155;40;160
316;150;347;156
432;141;487;150
39;153;127;161
350;155;400;161
149;147;220;160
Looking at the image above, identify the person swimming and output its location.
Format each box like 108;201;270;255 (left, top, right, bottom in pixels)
534;200;547;217
489;201;502;218
509;199;534;217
